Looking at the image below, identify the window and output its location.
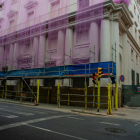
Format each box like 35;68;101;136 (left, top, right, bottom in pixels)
132;70;135;85
135;28;137;42
28;11;34;21
137;73;139;85
136;55;138;65
79;0;89;9
119;32;122;45
9;20;15;27
131;49;134;61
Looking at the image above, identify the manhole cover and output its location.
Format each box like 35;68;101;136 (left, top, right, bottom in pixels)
105;128;126;133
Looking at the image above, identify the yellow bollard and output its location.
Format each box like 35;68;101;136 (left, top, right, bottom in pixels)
47;83;50;103
5;82;7;100
85;82;87;109
37;79;40;105
115;82;118;110
93;83;95;108
20;82;23;103
107;83;112;115
68;93;70;106
97;80;100;111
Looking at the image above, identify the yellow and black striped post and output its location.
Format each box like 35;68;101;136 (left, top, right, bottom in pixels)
37;79;40;105
93;83;95;108
115;82;118;110
20;82;23;103
97;80;100;112
107;83;112;115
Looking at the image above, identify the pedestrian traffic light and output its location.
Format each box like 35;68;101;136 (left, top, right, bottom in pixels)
92;72;97;84
98;67;103;78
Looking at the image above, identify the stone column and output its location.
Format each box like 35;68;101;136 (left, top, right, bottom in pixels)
56;30;65;66
113;21;120;84
38;34;46;68
0;46;4;71
32;36;39;68
122;32;129;85
65;28;74;65
100;19;111;62
90;21;99;63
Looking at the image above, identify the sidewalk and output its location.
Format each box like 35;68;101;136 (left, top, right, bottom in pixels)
0;98;140;121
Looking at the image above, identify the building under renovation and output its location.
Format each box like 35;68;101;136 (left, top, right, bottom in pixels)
0;0;139;109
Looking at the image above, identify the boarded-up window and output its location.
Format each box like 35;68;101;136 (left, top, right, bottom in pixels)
132;70;135;85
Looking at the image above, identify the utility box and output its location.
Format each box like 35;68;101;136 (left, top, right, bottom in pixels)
89;78;94;87
63;78;73;87
55;79;63;86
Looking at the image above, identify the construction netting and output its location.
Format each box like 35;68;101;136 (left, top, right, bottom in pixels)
0;0;104;71
123;85;140;107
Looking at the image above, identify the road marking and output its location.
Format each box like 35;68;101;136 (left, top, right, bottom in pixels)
0;105;56;114
0;108;34;116
26;124;87;140
100;122;120;126
0;115;74;131
0;114;18;118
67;117;84;120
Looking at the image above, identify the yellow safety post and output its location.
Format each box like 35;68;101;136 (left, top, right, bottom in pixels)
93;83;95;108
85;82;87;109
31;86;33;102
5;82;7;100
107;83;112;115
47;83;50;103
68;93;70;106
115;82;118;110
2;86;4;98
97;80;100;111
37;79;40;105
20;82;23;103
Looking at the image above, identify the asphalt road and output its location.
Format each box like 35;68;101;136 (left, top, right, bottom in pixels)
0;102;140;140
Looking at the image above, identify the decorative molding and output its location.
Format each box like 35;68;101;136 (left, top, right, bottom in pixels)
7;9;18;20
12;0;18;5
24;0;38;9
49;0;60;4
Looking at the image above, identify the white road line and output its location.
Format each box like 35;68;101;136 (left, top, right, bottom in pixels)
0;105;56;114
0;114;18;118
100;122;121;126
67;117;84;120
0;108;34;116
0;115;75;131
26;124;87;140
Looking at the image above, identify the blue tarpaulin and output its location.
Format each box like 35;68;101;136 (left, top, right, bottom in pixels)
0;62;116;78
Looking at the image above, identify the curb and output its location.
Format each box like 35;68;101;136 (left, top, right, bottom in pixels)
0;100;35;106
71;109;108;116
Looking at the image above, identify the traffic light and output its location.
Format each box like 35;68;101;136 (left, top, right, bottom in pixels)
92;72;97;84
98;67;103;79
